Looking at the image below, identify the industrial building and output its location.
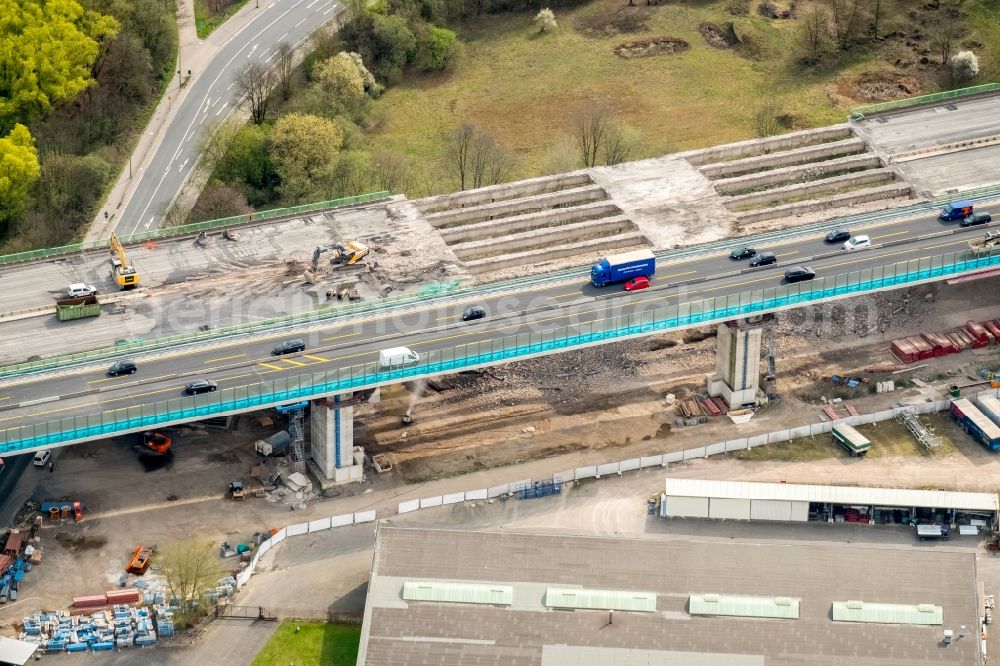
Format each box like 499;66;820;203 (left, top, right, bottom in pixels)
357;526;982;665
661;478;998;531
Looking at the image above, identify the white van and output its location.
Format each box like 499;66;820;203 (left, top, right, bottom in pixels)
379;346;420;368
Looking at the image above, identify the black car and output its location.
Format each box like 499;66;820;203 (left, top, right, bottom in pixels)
825;229;851;244
184;379;218;395
784;266;817;283
961;212;992;227
729;247;756;260
461;306;487;322
748;251;777;267
272;339;306;355
107;360;137;376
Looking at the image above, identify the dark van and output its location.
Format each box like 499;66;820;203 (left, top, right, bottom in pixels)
940;199;973;221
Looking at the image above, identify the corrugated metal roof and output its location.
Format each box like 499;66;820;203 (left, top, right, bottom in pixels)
689;593;800;619
832;600;943;625
664;478;998;512
402;581;513;605
545;587;657;612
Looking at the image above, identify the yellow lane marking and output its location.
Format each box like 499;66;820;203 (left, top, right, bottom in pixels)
226;373;255;381
257;362;285;371
548;291;585;299
0;396;8;401
87;376;118;385
204;354;245;363
281;358;307;367
822;238;968;271
0;401;99;424
109;386;184;402
658;270;696;280
872;230;909;240
777;250;799;257
323;332;361;342
302;354;329;362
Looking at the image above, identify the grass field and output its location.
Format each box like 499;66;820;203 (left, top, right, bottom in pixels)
367;0;853;193
251;621;360;666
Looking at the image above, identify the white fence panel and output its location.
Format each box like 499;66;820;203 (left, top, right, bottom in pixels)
665;451;684;463
640;455;663;468
236;567;253;589
287;522;309;537
465;489;487;501
330;514;353;527
576;465;598;479
683;447;707;460
789;425;811;439
420;496;443;509
747;434;768;448
556;470;576;483
705;442;726;456
620;458;641;472
399;499;420;513
308;517;332;533
872;409;894;421
257;539;272;557
810;422;832;436
725;439;748;452
353;510;376;524
270;528;286;546
510;479;531;491
768;430;790;443
597;462;619;477
442;492;465;505
488;483;510;498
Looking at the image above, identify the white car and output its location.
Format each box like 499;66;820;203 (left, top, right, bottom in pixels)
843;235;871;252
66;283;97;298
33;450;51;467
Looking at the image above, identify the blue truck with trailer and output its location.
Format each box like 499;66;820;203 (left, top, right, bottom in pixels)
950;398;1000;450
590;249;656;287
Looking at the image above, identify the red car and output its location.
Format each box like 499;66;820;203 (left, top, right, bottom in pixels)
624;276;650;291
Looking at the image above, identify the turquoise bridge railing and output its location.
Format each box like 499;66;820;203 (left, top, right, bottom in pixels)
2;246;998;454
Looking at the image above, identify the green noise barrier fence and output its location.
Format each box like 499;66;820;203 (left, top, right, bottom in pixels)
0;191;391;267
2;245;999;455
849;82;1000;119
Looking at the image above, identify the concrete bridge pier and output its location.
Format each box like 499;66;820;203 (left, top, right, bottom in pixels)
706;318;770;409
309;392;370;485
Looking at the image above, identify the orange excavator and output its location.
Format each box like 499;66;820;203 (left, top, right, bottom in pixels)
135;431;171;456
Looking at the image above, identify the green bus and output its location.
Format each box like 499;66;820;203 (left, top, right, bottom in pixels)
832;423;871;456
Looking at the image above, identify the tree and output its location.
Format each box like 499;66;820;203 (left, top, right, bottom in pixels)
200;118;243;172
443;122;514;190
0;0;120;132
275;42;295;101
602;124;636;165
0;124;41;227
952;50;980;83
324;150;371;198
829;0;861;51
870;0;882;40
534;8;557;33
445;122;475;191
369;150;410;193
574;104;613;168
346;52;383;97
217;124;275;194
314;52;367;111
417;26;458;72
34;152;111;219
799;6;831;65
931;20;959;65
269;113;344;203
158;540;223;627
233;61;275;124
191;181;250;222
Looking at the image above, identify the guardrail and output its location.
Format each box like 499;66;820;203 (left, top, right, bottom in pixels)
0;191;391;268
2;244;999;454
848;82;1000;120
4;185;1000;381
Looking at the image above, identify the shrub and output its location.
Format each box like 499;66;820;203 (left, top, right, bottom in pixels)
951;50;979;84
534;8;557;33
417;25;459;71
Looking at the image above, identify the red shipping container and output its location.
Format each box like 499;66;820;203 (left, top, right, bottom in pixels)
105;589;141;604
3;530;22;557
73;595;107;608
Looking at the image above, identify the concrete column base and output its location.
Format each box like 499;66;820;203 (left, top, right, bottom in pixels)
310;396;363;484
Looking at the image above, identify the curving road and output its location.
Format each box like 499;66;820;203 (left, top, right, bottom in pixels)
114;0;343;237
1;211;997;444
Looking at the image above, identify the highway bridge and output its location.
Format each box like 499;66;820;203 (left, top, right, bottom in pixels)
0;203;998;462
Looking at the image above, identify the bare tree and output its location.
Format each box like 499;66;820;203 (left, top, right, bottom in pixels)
198;117;242;170
159;540;224;627
233;61;274;124
602;124;636;165
469;131;515;189
931;19;959;65
753;100;784;138
444;122;476;191
574;104;613;168
369;151;411;193
275;42;295;101
799;6;831;64
829;0;861;50
870;0;882;40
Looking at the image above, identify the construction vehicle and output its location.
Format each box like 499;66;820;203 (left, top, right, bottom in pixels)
968;231;1000;256
134;431;171;457
109;232;139;289
55;295;101;321
229;481;245;500
125;545;153;575
311;241;370;271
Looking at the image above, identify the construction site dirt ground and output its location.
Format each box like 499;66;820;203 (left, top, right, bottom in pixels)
3;276;1000;636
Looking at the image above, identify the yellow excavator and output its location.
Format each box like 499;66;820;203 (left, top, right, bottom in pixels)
110;232;139;289
311;241;369;271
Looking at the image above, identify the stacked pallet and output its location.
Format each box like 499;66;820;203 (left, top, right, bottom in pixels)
891;318;999;363
21;603;170;654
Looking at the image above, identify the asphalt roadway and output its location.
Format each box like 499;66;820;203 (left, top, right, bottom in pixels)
114;0;343;236
0;209;995;439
